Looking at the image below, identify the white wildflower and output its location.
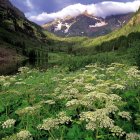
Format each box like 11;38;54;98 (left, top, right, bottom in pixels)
126;132;140;140
110;84;125;90
66;99;79;107
16;130;32;140
16;105;41;116
18;67;30;74
57;111;71;124
37;118;59;131
15;82;26;85
2;119;16;129
110;126;125;137
118;111;132;121
3;82;10;87
44;100;55;105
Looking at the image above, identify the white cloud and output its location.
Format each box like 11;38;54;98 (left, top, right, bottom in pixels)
25;0;34;9
28;0;140;24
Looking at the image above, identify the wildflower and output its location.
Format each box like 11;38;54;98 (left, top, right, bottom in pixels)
126;132;140;140
15;82;26;85
51;77;59;81
0;76;6;83
106;67;115;72
80;110;114;131
66;99;80;107
84;84;95;91
110;63;125;67
18;67;30;74
118;111;132;121
2;119;16;129
85;64;95;68
110;84;125;90
37;118;59;130
16;130;32;140
92;69;98;73
16;105;41;116
44;100;55;105
54;87;61;93
105;103;119;114
126;67;140;77
84;92;108;102
110;126;125;137
57;111;71;124
58;88;80;100
109;94;122;102
73;78;84;85
3;82;10;87
9;77;16;82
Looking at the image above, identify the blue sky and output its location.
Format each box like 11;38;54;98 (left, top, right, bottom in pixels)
10;0;140;24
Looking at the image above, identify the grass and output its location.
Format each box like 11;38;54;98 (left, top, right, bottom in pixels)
0;63;140;140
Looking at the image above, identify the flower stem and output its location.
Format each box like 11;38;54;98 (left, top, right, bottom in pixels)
48;130;56;140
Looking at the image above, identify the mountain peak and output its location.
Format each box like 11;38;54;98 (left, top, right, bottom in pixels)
43;13;132;37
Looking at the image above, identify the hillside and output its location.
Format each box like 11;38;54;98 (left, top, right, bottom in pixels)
45;8;140;56
73;8;140;54
0;0;48;61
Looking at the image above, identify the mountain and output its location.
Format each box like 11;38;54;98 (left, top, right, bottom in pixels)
0;0;25;18
44;8;140;56
0;0;48;61
70;7;140;55
43;11;132;37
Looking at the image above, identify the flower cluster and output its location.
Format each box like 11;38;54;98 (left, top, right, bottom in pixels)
16;105;41;116
118;111;132;121
2;119;16;129
58;87;80;100
110;84;125;90
38;112;71;131
18;67;30;74
66;99;80;107
126;132;140;140
80;109;115;131
43;100;56;105
110;126;125;137
84;83;95;92
16;130;32;140
37;118;59;131
15;82;26;85
3;82;11;87
57;112;71;124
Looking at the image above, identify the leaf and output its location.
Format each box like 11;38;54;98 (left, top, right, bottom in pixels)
0;105;4;113
85;137;93;140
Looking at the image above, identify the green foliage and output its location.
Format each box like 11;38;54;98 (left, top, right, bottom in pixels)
0;26;48;60
0;63;140;139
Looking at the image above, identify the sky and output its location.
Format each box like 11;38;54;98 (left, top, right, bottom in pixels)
10;0;140;25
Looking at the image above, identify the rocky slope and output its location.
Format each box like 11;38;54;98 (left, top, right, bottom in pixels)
0;0;47;42
0;0;48;60
43;11;132;37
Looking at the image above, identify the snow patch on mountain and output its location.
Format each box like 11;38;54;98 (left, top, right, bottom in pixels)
54;21;76;33
64;23;71;33
89;21;108;28
54;21;63;31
